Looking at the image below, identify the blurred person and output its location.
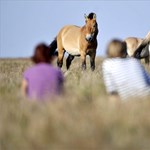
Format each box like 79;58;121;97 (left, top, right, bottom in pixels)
102;39;150;102
21;43;64;100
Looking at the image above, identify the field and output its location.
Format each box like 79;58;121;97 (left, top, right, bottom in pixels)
0;57;150;150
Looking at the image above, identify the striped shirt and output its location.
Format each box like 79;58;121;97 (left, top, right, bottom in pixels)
102;58;150;100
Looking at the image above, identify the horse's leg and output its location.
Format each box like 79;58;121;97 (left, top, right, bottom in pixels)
80;51;86;70
57;48;65;68
89;52;96;71
66;54;74;70
144;56;149;65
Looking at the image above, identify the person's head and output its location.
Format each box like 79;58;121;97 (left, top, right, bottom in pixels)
32;43;54;64
106;39;127;58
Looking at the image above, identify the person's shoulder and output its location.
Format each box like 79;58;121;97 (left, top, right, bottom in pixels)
102;58;115;72
48;65;63;74
103;58;112;65
127;57;141;65
23;65;36;77
102;58;117;67
37;63;57;71
126;57;137;61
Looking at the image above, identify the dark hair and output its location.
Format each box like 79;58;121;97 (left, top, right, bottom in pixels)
87;12;95;19
32;43;52;64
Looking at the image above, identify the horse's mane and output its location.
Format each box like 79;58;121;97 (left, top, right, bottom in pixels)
87;12;95;19
142;32;150;46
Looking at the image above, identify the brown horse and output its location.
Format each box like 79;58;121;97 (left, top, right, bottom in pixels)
124;32;150;64
49;13;98;70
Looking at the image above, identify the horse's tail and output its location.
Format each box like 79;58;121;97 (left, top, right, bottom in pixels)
49;37;58;56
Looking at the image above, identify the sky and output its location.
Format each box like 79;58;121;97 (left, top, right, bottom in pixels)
0;0;150;58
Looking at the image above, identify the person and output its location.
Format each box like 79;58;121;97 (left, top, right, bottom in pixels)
21;43;64;100
102;39;150;102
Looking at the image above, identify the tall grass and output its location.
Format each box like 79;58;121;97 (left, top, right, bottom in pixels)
0;58;150;150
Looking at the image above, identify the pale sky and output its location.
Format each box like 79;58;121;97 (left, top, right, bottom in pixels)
0;0;150;58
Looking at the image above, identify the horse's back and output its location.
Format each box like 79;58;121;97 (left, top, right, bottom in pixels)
125;37;143;56
57;25;82;55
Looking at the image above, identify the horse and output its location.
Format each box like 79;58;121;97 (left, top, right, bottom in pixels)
49;12;99;71
124;37;143;57
134;32;150;62
124;32;150;64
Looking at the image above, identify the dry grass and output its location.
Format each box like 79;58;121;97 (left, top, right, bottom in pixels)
0;57;150;150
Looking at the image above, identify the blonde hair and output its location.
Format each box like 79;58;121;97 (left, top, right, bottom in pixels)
106;39;127;58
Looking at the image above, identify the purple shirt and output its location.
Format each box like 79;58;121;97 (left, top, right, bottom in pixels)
23;63;64;100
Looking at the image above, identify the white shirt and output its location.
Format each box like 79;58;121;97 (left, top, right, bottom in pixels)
102;58;150;100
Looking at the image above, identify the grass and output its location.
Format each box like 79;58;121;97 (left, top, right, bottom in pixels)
0;57;150;150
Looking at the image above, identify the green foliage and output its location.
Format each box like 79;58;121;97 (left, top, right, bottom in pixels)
0;58;150;150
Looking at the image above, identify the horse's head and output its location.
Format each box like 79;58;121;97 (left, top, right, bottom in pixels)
84;13;98;42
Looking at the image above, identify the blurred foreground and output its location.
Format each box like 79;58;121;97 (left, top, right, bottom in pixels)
0;57;150;150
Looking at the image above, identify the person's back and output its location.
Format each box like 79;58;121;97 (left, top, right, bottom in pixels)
22;43;64;100
103;57;150;100
102;39;150;101
24;63;63;99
